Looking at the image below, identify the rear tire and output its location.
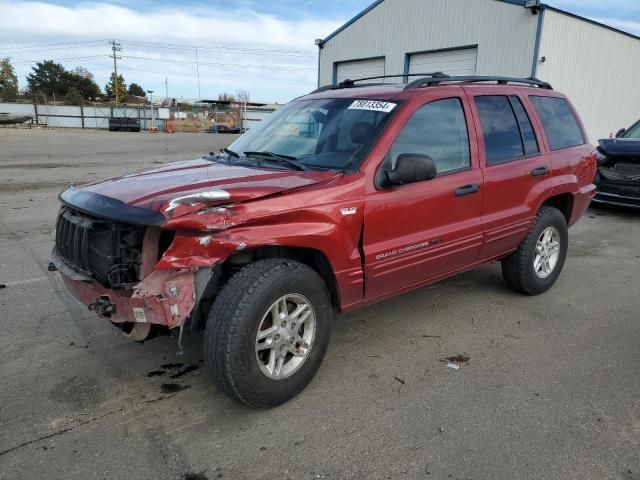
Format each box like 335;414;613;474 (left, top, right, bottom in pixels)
501;206;568;295
204;259;332;408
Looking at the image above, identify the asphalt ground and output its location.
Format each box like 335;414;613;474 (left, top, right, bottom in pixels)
0;128;639;480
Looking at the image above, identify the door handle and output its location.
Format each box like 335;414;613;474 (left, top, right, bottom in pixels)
454;183;480;197
531;166;550;177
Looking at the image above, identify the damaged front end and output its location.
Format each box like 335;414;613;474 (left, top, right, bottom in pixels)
49;188;211;342
593;138;640;208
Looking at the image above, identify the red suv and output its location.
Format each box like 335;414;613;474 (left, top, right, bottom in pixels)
50;74;596;407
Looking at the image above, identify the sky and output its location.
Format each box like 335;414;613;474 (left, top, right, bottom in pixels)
0;0;638;103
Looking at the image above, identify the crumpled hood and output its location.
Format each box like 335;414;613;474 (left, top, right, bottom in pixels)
78;158;337;218
598;138;640;158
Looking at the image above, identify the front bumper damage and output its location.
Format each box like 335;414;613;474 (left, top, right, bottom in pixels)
61;268;197;333
593;171;640;208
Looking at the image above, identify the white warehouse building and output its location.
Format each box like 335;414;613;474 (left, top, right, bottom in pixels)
316;0;640;143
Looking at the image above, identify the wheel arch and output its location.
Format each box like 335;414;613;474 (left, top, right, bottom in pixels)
224;246;340;310
188;246;340;331
540;192;574;224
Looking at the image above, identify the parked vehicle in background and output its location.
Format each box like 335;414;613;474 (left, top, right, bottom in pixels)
108;117;141;132
50;74;596;408
206;124;241;134
593;119;640;208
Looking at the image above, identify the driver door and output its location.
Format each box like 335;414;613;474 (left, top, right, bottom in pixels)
363;96;484;300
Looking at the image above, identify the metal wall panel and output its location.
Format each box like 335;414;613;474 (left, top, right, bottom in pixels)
319;0;538;86
536;10;640;143
336;58;386;83
408;48;478;76
0;102;165;130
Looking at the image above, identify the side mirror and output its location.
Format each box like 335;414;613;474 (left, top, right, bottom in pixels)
378;153;437;188
615;128;626;138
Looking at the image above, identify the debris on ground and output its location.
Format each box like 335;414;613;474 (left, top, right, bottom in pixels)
421;334;442;338
394;375;406;385
441;354;470;369
0;284;6;289
441;354;470;365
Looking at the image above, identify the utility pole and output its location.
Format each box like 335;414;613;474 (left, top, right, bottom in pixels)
109;40;122;108
147;90;155;131
195;48;201;101
165;76;168;100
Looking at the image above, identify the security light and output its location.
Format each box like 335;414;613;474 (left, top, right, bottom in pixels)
524;0;541;14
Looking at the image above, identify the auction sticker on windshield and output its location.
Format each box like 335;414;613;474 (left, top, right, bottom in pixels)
348;100;397;113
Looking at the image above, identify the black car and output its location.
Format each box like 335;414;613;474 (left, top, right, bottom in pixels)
593;119;640;208
206;124;241;134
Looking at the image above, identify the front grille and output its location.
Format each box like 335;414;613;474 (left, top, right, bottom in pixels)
54;207;145;289
599;164;640;182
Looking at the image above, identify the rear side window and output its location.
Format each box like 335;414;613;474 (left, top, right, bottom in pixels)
509;96;539;155
474;95;539;165
529;96;585;150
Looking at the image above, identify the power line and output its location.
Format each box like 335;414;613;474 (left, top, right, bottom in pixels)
0;40;106;54
1;38;315;58
10;55;110;65
120;55;314;71
116;39;315;57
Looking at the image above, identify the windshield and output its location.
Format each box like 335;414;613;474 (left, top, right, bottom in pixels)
226;98;399;170
623;121;640;138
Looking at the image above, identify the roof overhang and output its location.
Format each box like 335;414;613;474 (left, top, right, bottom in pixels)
321;0;639;45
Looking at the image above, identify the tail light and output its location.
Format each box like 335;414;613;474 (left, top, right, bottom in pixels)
588;152;597;181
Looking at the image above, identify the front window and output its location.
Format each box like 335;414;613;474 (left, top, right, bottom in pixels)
380;97;471;175
226;98;399;170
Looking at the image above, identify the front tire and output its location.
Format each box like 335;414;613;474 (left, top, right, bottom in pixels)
501;206;568;295
204;259;332;408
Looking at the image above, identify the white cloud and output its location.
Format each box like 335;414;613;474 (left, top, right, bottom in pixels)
0;1;343;102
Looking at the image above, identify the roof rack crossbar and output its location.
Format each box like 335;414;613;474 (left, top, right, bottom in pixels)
403;75;553;90
310;72;449;94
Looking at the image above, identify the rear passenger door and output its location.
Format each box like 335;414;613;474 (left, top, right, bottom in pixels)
469;92;550;260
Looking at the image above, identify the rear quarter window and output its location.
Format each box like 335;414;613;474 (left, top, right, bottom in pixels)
529;96;585;150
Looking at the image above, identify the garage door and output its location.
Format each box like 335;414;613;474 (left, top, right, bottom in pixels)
408;47;477;77
335;58;385;83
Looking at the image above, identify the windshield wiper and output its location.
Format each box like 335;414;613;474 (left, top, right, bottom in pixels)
242;151;308;171
222;147;239;158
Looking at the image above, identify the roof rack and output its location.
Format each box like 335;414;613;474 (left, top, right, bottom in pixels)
403;75;553;90
310;72;448;94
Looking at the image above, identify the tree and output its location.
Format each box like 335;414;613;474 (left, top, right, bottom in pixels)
217;92;236;102
65;70;100;100
128;83;147;97
0;57;19;101
71;66;94;80
26;60;68;98
64;87;83;105
105;72;127;101
235;89;250;103
25;61;100;102
231;89;250;127
127;83;145;97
